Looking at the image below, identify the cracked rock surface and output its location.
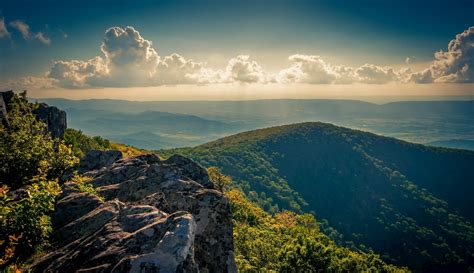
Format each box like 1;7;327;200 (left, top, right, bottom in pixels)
32;152;236;273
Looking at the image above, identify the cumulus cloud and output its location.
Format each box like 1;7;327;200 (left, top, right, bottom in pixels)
48;57;108;88
155;53;209;85
225;55;272;83
8;24;474;89
354;64;399;84
47;26;272;88
278;55;340;84
277;55;403;84
0;17;10;38
410;26;474;83
48;26;215;87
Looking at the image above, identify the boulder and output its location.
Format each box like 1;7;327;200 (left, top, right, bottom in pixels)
79;150;123;173
33;154;236;273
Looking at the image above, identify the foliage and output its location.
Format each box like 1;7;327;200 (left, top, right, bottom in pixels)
207;167;232;192
160;122;474;272
63;128;111;158
68;173;104;202
0;92;78;190
110;142;145;158
64;128;145;160
227;189;408;272
0;176;61;266
0;93;78;269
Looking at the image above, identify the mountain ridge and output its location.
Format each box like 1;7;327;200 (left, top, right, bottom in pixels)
159;121;474;272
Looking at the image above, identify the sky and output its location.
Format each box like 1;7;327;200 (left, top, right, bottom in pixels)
0;0;473;101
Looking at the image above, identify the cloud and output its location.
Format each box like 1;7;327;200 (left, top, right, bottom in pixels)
354;64;399;84
225;55;271;83
278;55;339;84
8;19;51;45
0;17;10;38
47;26;271;88
48;26;213;87
0;75;57;90
48;57;108;88
35;32;51;45
410;26;474;83
7;25;474;89
155;53;207;85
278;55;402;84
9;20;30;39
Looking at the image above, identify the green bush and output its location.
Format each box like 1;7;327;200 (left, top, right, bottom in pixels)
0;92;78;268
63;128;111;158
227;189;408;272
0;176;61;266
0;92;78;189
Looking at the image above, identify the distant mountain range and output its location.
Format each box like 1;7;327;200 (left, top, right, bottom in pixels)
427;139;474;151
160;122;474;272
34;98;474;149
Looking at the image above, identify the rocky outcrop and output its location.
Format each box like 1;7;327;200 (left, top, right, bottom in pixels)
33;103;67;138
0;90;67;138
0;91;13;128
33;152;236;273
79;149;123;172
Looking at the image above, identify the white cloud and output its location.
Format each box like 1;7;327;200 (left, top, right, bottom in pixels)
278;55;339;84
354;64;399;84
47;27;271;88
7;25;474;90
155;53;205;85
410;26;474;83
278;55;402;84
9;20;30;39
35;32;51;45
224;55;272;83
48;57;108;88
0;17;10;38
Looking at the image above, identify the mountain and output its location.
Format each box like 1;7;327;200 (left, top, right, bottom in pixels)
1;92;407;272
35;98;474;146
426;139;474;151
160;122;474;272
61;108;245;149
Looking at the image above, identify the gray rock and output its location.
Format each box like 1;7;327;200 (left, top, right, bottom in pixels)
79;150;123;173
0;91;13;129
33;102;67;138
0;90;67;138
33;154;236;273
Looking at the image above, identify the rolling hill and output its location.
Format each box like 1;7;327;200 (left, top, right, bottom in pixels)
35;98;474;147
160;122;474;272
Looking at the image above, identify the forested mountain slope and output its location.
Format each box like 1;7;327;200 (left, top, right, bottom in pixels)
160;122;474;272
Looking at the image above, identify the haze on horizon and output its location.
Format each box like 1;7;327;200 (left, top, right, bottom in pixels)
1;0;473;101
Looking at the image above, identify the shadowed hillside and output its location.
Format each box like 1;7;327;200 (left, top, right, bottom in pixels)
160;122;474;272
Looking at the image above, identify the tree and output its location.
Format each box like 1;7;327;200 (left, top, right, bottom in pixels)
0;92;78;268
207;166;232;192
0;92;77;189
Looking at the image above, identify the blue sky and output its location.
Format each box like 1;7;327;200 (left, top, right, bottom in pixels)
0;0;473;99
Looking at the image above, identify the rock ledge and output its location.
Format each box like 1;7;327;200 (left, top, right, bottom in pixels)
33;152;236;273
